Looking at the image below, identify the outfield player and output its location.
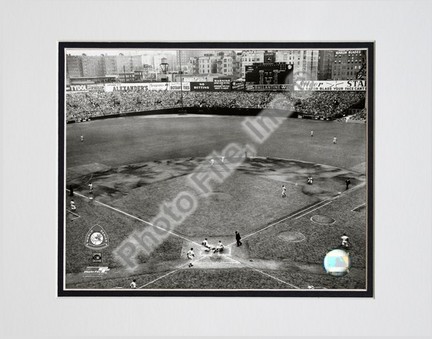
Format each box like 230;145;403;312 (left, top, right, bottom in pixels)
307;176;313;185
310;130;314;137
281;185;287;198
70;199;77;212
333;136;337;144
210;158;215;166
80;135;84;142
88;182;93;192
187;248;195;267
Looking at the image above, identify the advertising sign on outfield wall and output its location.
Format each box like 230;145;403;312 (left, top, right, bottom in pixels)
294;80;366;91
190;82;214;91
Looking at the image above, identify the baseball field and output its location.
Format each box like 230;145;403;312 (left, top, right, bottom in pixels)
64;114;367;290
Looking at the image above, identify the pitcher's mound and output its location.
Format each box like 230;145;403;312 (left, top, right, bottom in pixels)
311;215;335;225
278;231;306;243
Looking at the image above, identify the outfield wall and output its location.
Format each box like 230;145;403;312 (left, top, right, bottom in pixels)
66;107;299;124
67;80;367;93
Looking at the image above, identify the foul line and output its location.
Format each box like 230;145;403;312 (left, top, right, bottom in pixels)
65;183;364;291
293;201;333;220
66;209;81;220
250;267;300;289
138;269;180;289
288;199;332;219
139;254;299;290
138;254;210;289
351;202;366;212
66;189;202;248
225;199;331;247
226;182;366;247
228;256;300;289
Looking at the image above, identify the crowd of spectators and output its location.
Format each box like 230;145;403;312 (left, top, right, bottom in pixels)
350;108;367;121
335;109;367;123
66;90;182;122
294;92;365;118
66;89;365;122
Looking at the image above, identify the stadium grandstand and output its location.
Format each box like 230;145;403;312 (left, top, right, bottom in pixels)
66;86;365;123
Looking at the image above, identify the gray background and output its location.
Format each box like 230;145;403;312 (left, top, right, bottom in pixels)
0;0;431;337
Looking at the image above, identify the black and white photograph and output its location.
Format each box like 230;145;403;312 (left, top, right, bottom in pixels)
2;0;432;336
59;42;373;296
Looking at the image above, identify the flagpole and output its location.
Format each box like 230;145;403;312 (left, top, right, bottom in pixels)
179;50;184;110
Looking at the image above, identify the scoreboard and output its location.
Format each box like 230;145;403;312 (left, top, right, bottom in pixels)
245;62;293;85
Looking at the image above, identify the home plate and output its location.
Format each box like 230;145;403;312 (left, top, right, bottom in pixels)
183;246;241;269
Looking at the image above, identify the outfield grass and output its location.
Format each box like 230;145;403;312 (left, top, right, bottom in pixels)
67;115;365;171
65;115;367;290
